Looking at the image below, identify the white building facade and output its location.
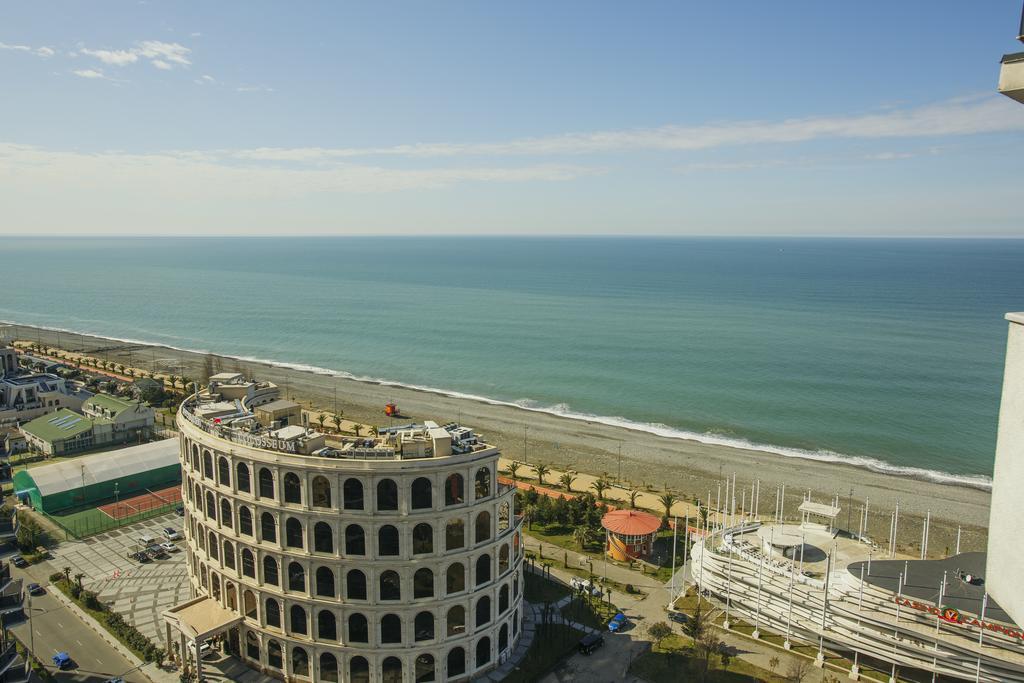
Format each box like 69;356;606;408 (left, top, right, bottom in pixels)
173;397;524;683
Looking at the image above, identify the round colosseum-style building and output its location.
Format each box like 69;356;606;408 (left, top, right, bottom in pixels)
164;377;524;683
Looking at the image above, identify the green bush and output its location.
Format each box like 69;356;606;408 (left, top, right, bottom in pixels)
48;572;65;583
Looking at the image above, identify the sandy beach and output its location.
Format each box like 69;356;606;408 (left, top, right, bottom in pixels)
7;322;991;556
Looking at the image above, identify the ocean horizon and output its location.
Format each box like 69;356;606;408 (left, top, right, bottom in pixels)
3;235;1021;488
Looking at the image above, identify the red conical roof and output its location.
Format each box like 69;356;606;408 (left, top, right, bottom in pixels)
601;509;661;536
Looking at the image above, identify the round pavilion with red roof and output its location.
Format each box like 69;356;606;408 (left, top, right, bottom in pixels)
601;509;662;561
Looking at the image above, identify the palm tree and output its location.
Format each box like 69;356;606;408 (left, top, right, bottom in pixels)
331;414;343;433
698;504;709;529
573;525;591;549
628;489;641;509
368;426;378;437
317;413;327;430
559;472;576;492
168;374;179;391
62;566;72;585
534;463;551;485
125;368;135;378
353;424;363;437
508;461;522;481
524;503;537;530
591;479;610;501
658;492;678;520
115;364;124;375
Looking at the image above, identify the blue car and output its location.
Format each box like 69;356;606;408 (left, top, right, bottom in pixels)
608;613;628;632
52;652;71;669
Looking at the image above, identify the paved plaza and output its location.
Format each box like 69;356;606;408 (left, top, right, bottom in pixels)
47;512;191;641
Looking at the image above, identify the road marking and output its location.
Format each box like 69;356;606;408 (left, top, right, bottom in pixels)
75;639;83;646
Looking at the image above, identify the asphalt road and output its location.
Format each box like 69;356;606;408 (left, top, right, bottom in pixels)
8;583;149;683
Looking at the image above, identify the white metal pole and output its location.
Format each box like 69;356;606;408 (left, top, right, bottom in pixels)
893;501;900;558
979;593;988;647
956;525;962;555
754;549;764;635
895;572;904;623
785;552;795;647
668;515;678;609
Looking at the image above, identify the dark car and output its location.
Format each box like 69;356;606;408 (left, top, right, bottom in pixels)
27;583;44;596
145;545;168;559
578;633;604;654
131;551;151;563
175;506;185;517
10;555;27;568
668;610;688;625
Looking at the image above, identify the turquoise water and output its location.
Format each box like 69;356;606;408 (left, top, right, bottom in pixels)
2;236;1021;486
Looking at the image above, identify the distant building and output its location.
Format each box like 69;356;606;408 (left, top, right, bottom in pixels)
601;509;661;561
0;345;92;425
998;4;1024;103
206;373;280;408
20;394;154;456
253;399;302;429
12;439;180;513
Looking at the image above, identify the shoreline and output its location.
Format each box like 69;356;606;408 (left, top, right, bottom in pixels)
3;320;992;554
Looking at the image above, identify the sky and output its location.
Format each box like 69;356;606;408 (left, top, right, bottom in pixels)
1;2;1023;236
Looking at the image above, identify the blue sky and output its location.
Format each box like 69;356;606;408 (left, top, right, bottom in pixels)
2;2;1023;235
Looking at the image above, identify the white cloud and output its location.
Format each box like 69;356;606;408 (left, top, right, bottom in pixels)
80;48;139;66
72;69;106;79
0;42;56;58
152;59;172;70
135;40;191;67
190;32;202;38
233;95;1024;162
236;84;274;93
194;74;216;85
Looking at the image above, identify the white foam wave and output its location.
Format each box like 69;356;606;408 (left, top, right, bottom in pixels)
2;318;991;492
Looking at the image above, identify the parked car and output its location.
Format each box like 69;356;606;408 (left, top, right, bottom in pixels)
175;506;185;517
668;610;688;625
10;555;27;568
129;551;151;563
105;678;125;683
160;541;179;553
570;577;602;597
578;632;605;654
138;533;156;545
27;583;44;596
163;527;181;541
608;612;628;632
145;545;168;559
52;652;72;669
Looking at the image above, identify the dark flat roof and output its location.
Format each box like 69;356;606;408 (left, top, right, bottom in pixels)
847;552;1013;626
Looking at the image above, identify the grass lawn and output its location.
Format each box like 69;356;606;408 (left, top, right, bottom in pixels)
502;623;583;683
523;571;572;604
629;634;770;683
560;596;618;630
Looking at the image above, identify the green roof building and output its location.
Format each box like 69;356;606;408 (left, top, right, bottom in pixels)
20;393;155;456
12;439;180;513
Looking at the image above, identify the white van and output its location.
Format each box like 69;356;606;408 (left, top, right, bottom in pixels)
138;533;157;545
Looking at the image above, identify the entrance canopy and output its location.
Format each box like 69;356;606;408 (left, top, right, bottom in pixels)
163;596;241;641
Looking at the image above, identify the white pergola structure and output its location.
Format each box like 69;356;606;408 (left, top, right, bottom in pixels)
163;596;242;680
799;499;841;532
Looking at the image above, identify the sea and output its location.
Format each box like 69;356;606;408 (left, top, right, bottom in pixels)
2;236;1021;489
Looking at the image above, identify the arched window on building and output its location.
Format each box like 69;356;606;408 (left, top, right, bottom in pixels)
263;556;279;585
476;637;491;668
222;541;235;569
446;563;465;594
315;566;335;597
411;477;432;510
378;525;400;556
447;648;466;677
319;653;339;683
258;468;274;498
345;524;365;555
318;610;337;641
281;472;300;504
291;647;309;677
288;562;305;591
208;531;219;561
475;467;491;499
412;523;433;555
446;606;465;636
380;614;402;644
499;623;509;653
314;522;333;553
218;456;230;486
343;478;363;510
311;476;331;508
376;479;398;511
499;544;510;574
241;549;255;578
475;510;491;544
285;517;303;548
265;599;281;628
220;499;233;530
445;519;464;550
475;596;491;627
498;501;510;531
499;584;509;613
290;604;307;635
413;568;434;599
379;570;401;601
476;554;491;585
444;474;464;506
267;639;282;669
205;492;215;519
346;569;367;600
236;462;251;492
382;657;402;683
348;615;368;643
260;512;277;543
349;656;369;683
243;590;257;619
191;445;200;472
238;507;253;536
414;611;434;641
202;451;213;479
415;654;436;683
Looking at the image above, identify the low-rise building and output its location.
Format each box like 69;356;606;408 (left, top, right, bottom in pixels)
253;399;302;429
0;372;92;424
20;394;154;456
